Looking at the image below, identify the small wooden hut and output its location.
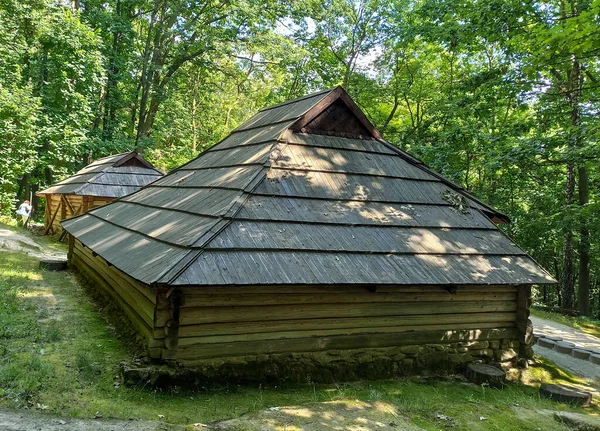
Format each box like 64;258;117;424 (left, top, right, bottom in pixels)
62;88;555;380
37;152;163;235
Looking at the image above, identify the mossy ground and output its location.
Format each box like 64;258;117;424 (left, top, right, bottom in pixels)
0;223;599;430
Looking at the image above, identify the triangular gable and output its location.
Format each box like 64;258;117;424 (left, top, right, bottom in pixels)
291;87;381;140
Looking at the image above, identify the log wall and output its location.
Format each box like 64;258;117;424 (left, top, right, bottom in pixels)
69;238;164;357
69;238;531;380
171;285;523;367
44;194;114;234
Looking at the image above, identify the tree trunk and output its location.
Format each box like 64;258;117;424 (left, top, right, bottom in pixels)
577;164;590;315
562;163;576;310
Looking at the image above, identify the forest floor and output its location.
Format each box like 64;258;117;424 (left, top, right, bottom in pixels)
1;222;600;430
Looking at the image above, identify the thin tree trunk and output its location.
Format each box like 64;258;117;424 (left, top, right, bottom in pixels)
578;164;590;315
562;163;576;309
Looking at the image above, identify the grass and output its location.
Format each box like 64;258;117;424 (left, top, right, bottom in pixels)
531;308;600;339
0;229;598;430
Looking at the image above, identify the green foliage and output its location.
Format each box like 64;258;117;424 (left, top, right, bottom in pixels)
0;0;598;310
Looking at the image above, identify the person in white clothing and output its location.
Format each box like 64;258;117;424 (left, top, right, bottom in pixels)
16;200;32;226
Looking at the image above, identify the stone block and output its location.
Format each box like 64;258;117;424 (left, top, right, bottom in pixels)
495;349;517;362
468;341;489;350
448;353;472;363
589;354;600;365
537;338;557;349
400;345;420;355
554;341;575;354
489;341;500;350
572;349;591;360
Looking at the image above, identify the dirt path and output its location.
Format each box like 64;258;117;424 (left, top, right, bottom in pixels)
0;228;66;260
0;407;186;431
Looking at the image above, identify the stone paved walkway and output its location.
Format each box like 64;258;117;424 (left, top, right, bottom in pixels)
531;316;600;382
531;316;600;352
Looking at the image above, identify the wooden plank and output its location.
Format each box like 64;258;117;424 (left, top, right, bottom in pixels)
179;285;519;296
74;240;156;303
181;292;517;308
44;196;61;235
71;252;153;340
177;312;517;338
175;327;519;360
177;321;516;346
74;242;155;324
179;301;517;325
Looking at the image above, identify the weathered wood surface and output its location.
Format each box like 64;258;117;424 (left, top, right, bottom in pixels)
59;88;554;288
73;241;156;329
177;322;515;346
37;152;162;198
179;301;517;326
466;363;506;388
172;284;519;361
71;250;154;341
540;384;592;406
181;291;517;307
180;285;520;295
39;259;68;271
175;328;519;361
177;312;517;338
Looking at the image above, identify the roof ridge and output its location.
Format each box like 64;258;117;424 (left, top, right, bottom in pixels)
258;88;337;113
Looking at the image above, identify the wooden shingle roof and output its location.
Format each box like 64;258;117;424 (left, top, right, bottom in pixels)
38;152;163;198
62;88;555;287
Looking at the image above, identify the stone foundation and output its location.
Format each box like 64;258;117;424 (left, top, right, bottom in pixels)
124;338;526;388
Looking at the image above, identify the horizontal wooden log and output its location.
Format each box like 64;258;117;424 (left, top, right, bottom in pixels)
74;241;156;304
179;301;517;325
180;285;519;296
181;292;517;308
74;243;155;325
71;253;153;340
177;312;516;338
174;327;519;360
177;321;516;347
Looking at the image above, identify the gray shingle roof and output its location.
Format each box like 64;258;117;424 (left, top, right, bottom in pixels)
62;88;555;287
38;152;163;198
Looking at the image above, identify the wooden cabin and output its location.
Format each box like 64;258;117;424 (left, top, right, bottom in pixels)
62;88;555;381
37;152;163;235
